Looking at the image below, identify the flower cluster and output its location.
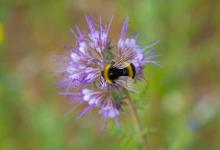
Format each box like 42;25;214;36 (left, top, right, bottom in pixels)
55;16;158;125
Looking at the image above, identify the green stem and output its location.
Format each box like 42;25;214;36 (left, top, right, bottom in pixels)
124;90;148;150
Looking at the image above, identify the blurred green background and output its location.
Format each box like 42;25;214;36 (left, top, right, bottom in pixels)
0;0;220;150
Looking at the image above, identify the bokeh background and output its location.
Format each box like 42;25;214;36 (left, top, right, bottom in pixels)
1;0;220;150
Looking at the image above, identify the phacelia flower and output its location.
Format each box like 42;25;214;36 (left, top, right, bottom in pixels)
55;16;158;125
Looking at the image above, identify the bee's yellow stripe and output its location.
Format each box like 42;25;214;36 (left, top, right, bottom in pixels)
123;62;133;78
103;64;112;84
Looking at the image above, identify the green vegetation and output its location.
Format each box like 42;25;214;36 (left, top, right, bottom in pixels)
0;0;220;149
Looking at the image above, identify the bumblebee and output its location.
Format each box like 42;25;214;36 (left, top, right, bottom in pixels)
102;62;136;84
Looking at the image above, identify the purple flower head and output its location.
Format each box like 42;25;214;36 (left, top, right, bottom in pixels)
55;16;159;125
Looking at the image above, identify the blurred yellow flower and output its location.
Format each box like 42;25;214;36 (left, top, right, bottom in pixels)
0;23;4;45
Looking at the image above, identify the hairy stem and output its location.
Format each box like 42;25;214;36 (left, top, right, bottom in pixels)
124;90;148;150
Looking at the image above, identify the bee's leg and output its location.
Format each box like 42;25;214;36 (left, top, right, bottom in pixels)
111;61;115;65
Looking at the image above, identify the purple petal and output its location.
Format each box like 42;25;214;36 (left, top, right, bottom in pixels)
86;15;96;32
100;105;120;118
76;105;94;120
75;25;85;42
106;15;114;35
142;40;159;51
120;17;129;40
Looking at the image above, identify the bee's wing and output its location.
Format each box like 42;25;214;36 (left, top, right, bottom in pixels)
115;76;137;92
113;49;136;69
112;61;131;69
